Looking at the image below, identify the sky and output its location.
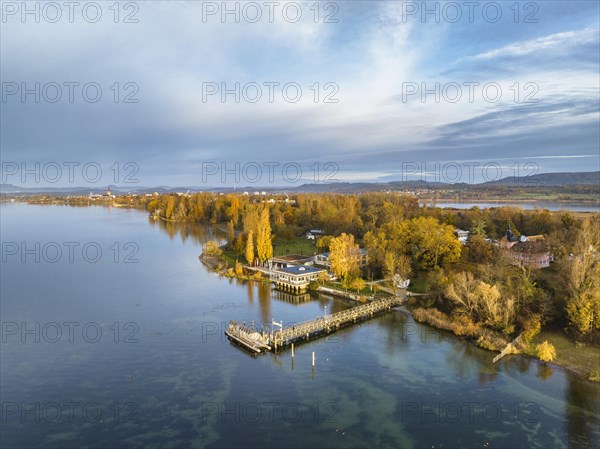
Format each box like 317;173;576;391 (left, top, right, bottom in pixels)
1;1;599;188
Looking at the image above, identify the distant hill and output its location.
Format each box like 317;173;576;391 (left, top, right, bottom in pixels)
288;180;454;193
485;171;599;186
1;171;598;194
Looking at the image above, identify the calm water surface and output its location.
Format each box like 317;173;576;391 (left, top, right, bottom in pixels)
1;203;598;449
424;201;599;212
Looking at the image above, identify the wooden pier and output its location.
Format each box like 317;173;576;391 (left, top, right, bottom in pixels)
225;295;405;353
224;322;272;354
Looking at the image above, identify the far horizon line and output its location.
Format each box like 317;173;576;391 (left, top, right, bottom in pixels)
1;169;599;192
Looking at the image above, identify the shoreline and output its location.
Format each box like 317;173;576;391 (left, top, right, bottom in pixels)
200;248;599;383
410;305;600;383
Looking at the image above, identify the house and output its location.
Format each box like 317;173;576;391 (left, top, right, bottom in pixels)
267;254;314;270
455;229;470;245
305;229;324;240
396;279;410;289
269;265;327;293
314;249;368;268
500;231;551;269
498;229;519;249
509;239;551;269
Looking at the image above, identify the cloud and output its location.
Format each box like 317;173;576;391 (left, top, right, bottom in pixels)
1;2;599;186
466;27;599;61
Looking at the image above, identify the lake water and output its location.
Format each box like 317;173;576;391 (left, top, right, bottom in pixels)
423;201;599;212
1;203;598;449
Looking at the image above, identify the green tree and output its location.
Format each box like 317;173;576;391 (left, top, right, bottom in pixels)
470;220;487;237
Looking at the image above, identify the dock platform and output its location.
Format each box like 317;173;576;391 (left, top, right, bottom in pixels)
225;295;405;353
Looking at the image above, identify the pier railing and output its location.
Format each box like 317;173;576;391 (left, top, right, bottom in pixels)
226;296;405;353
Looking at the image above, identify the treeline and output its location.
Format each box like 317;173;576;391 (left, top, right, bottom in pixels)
143;192;598;341
145;192;586;248
425;216;599;343
146;192;423;237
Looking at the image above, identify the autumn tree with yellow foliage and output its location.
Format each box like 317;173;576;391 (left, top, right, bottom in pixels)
445;271;515;332
329;233;362;282
245;231;255;266
536;341;556;363
563;218;600;336
256;208;273;263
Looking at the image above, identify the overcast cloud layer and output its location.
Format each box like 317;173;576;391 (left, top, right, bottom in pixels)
1;1;599;187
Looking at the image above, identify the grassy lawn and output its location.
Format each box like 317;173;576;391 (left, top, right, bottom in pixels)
527;328;600;380
220;237;316;267
272;236;317;257
407;271;429;293
221;249;241;268
318;280;385;297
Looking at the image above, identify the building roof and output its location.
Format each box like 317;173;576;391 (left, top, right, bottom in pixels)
316;248;367;258
278;265;325;275
511;240;549;254
269;255;313;263
527;235;545;242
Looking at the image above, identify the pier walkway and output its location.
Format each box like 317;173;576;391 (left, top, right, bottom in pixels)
225;295;405;353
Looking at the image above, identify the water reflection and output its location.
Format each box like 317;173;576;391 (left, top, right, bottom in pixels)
246;279;254;304
257;281;272;325
148;216;600;449
148;217;226;245
564;373;600;449
273;290;314;305
537;363;554;380
2;204;599;449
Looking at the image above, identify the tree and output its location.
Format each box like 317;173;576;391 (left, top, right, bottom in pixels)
363;220;411;276
329;233;362;281
242;208;260;235
408;217;462;270
465;234;494;264
470;220;487;237
225;196;241;223
235;261;244;276
384;252;412;280
536;341;556;364
256;208;273;263
227;220;235;248
317;271;329;284
563;218;600;335
245;231;255;265
233;234;246;256
204;241;222;257
316;235;333;252
445;272;480;319
348;277;366;293
165;196;176;219
445;271;515;331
